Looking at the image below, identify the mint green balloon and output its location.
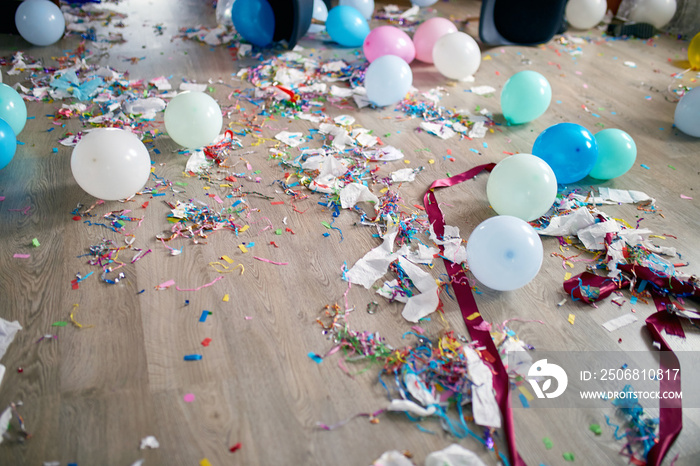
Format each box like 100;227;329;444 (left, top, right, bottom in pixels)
501;70;552;125
0;82;27;135
164;91;222;149
588;129;636;180
486;153;558;222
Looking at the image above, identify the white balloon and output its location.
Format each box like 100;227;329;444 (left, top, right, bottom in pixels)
308;0;328;33
432;32;481;81
71;129;152;201
629;0;676;29
339;0;374;20
674;87;700;137
565;0;607;30
466;216;543;291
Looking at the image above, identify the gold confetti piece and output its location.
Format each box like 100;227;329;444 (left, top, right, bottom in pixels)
466;312;480;320
239;225;249;233
221;255;234;264
564;272;572;281
200;459;212;466
518;385;535;401
69;304;93;329
223;294;229;302
565;261;574;268
428;159;435;164
238;244;248;253
568;314;576;325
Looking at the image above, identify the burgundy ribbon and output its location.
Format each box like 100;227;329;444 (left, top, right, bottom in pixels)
565;262;698;465
423;163;526;466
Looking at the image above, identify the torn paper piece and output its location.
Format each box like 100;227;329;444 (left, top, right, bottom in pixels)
274;131;304;147
0;318;22;361
577;219;621;250
309;174;342;194
425;444;488;466
402;288;439;323
405;369;439;407
354;130;378;148
123;98;166;119
334;114;355;126
468;121;488;138
345;229;399;288
598;187;654;205
429;224;467;264
0;365;4;391
471;85;496;95
396;243;439;265
465;346;502;428
329;85;354;98
372;449;415;466
538;207;596;236
150;76;172;91
140;436;160;449
180;82;207;92
363;145;403;162
390;168;418;182
0;406;11;445
185;149;211;173
420;121;456;139
339;182;379;209
376;279;409;303
603;314;638;332
274;68;306;87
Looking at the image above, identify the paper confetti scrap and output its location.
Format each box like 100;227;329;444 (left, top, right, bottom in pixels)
568;314;576;325
602;314;638;332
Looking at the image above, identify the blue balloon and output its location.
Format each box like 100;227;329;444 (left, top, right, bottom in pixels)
326;5;370;47
532;122;598;184
0;83;28;135
232;0;275;47
15;0;65;47
0;118;17;170
501;70;552;124
365;55;413;107
466;215;543;291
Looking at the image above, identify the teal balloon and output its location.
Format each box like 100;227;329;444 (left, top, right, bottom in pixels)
0;82;28;135
501;70;552;124
532;122;598;184
0;118;17;170
466;215;543;291
674;86;700;137
326;5;370;47
588;129;636;180
365;55;413;107
487;154;558;222
232;0;275;47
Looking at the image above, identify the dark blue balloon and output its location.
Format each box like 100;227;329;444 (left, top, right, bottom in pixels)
232;0;275;47
532;122;598;184
0;117;17;170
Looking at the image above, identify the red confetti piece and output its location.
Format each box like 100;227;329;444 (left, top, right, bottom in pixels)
229;443;242;453
201;338;212;347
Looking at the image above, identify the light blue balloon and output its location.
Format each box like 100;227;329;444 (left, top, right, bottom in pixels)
326;5;370;47
674;86;700;137
15;0;66;47
339;0;374;20
532;122;598;184
588;128;636;180
0;83;28;135
365;55;413;107
466;215;543;291
0;118;17;170
411;0;439;6
501;70;552;124
232;0;275;47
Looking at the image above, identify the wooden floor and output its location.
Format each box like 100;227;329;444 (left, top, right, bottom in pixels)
1;1;699;465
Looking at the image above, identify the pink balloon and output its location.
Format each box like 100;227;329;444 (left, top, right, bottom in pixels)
362;25;415;64
413;17;458;63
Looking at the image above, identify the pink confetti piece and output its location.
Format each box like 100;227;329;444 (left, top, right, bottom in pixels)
680;194;693;200
156;279;176;290
175;275;224;291
13;254;30;259
0;196;5;201
244;316;253;320
253;256;288;265
183;393;195;403
213;195;223;204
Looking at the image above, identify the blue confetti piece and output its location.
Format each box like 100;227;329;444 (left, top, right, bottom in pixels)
184;354;202;361
469;148;479;154
52;148;58;153
519;392;530;408
308;352;323;363
482;142;488;148
199;310;211;322
641;164;650;170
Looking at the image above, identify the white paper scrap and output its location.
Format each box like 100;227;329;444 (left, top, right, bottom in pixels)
420;121;456;140
139;436;160;449
179;82;207;92
339;182;379;209
0;407;12;445
274;131;304;147
465;346;502;428
471;85;496;95
372;449;415;466
0;318;22;361
603;314;638;332
425;444;487;466
345;230;399;288
390;168;418;182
